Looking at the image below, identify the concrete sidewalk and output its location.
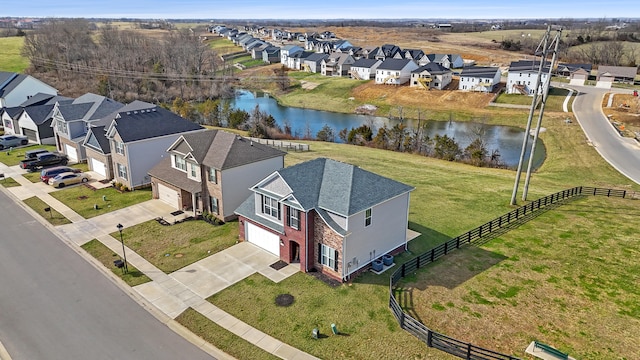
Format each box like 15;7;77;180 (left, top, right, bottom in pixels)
0;164;318;360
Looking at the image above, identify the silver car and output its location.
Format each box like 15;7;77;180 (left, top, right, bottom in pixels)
48;172;91;188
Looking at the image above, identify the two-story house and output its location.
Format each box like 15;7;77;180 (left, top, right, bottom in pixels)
321;53;355;77
104;106;204;190
507;60;551;95
375;58;419;85
51;93;124;162
458;66;502;92
148;129;285;221
350;58;382;80
410;63;453;90
235;158;414;282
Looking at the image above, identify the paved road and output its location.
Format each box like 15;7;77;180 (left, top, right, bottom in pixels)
0;191;213;360
569;85;640;185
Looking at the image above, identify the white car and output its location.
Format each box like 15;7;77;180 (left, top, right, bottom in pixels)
48;172;91;188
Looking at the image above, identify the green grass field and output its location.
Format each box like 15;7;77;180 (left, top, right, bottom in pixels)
81;239;151;287
494;88;571;112
23;196;71;226
0;37;28;72
49;187;151;219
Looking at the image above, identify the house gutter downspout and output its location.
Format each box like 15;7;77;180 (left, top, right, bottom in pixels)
405;193;411;251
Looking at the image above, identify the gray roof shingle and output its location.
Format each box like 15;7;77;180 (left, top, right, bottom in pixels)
23;104;54;125
378;58;415;71
113;107;203;143
460;66;500;78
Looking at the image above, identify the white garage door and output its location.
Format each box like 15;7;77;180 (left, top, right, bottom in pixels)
22;128;37;142
157;183;179;209
64;144;78;161
90;157;107;177
246;222;280;256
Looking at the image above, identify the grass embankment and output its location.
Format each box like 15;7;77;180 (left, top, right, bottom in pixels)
397;196;640;359
81;239;151;286
49;187;151;219
176;309;280;360
23;196;71;225
0;36;28;72
494;88;571;112
111;220;238;273
197;113;637;359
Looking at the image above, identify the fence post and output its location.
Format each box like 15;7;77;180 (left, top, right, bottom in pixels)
456;237;460;249
431;248;434;262
623;190;626;198
416;256;420;269
607;189;611;197
467;343;472;359
593;187;597;195
401;263;406;277
427;330;433;347
444;242;448;255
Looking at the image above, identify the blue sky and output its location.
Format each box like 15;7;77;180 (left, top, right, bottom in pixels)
4;0;639;19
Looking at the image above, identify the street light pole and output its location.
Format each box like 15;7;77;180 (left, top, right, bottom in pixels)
116;223;128;274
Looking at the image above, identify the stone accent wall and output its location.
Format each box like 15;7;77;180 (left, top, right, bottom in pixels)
110;133;131;189
313;212;343;281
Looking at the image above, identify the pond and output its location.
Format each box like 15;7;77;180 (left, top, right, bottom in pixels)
228;90;546;169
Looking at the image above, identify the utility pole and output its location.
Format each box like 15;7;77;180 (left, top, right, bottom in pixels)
510;26;551;206
522;28;562;201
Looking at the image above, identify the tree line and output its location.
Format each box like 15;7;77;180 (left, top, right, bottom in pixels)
21;19;234;102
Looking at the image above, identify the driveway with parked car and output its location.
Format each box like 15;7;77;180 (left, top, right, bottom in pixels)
48;172;91;188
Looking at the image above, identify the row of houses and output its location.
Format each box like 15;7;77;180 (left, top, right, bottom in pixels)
1;71;415;283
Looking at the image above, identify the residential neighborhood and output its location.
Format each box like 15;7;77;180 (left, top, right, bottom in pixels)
1;9;640;360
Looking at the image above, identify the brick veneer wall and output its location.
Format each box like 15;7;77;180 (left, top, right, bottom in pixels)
312;212;343;281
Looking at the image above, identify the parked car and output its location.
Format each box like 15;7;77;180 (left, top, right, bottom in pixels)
48;172;91;188
24;148;49;160
20;152;68;171
40;166;82;183
0;135;29;150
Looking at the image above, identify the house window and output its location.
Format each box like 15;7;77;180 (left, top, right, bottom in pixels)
208;168;217;184
365;208;372;227
114;140;125;155
261;195;280;219
320;244;337;270
190;163;197;177
287;207;300;230
174;155;186;171
210;197;219;214
117;163;128;180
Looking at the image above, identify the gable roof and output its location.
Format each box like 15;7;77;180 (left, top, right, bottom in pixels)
2;106;23;119
0;72;26;97
92;100;155;127
56;93;124;123
412;63;451;75
460;66;501;78
352;58;380;68
110;107;203;143
84;125;111;154
509;60;551;73
597;65;637;78
271;158;414;217
20;92;55;107
557;63;592;73
378;58;415;71
23;104;54;125
170;129;285;170
304;53;329;63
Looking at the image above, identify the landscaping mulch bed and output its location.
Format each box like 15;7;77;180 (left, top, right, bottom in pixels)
275;294;294;307
307;269;342;288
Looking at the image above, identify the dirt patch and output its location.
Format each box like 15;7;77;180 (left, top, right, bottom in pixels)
351;82;496;112
602;94;640;136
275;293;295;307
299;80;319;90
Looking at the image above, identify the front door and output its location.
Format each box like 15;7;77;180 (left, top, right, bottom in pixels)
290;241;300;263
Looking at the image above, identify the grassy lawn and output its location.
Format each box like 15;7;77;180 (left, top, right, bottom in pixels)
81;239;151;287
49;187;152;219
111;220;238;273
200;107;637;358
0;36;28;72
274;72;367;114
396;196;640;360
0;144;57;166
22;162;90;183
176;309;280;360
23;196;71;225
208;37;237;54
494;88;570;112
0;177;21;188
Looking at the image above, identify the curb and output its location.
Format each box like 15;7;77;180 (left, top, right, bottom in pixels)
0;176;233;360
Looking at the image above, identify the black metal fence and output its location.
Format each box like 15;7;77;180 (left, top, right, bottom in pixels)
389;186;630;360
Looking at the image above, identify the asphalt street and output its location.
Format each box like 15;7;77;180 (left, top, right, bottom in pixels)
0;190;213;360
571;85;640;185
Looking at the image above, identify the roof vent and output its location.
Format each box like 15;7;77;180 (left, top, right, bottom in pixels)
126;111;131;115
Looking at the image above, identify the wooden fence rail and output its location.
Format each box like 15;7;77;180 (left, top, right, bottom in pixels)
389;186;629;360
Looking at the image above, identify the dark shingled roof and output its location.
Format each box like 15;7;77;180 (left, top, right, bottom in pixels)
23;104;54;125
0;73;26;97
352;58;380;68
172;129;286;170
460;66;500;78
20;92;55;107
276;158;414;217
412;63;451;75
93;100;155;127
378;58;415;71
113;107;203;143
84;125;111;154
148;157;202;194
509;60;551;73
304;53;328;62
2;106;23;119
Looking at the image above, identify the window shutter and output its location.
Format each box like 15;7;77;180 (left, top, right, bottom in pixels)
318;244;322;263
334;250;339;271
285;206;290;227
